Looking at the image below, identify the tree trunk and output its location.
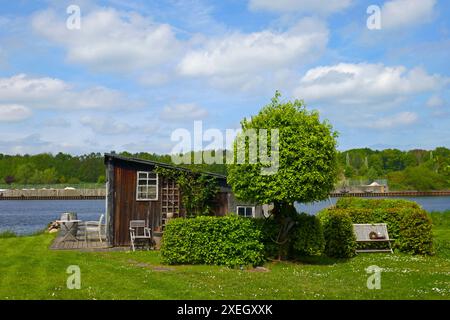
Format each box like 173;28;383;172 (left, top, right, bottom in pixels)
273;202;297;260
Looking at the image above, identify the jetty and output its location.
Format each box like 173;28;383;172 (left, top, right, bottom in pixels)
330;190;450;197
0;188;105;200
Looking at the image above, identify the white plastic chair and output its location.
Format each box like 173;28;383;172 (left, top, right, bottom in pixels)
84;214;104;243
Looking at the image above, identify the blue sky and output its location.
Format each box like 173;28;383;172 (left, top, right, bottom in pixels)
0;0;449;155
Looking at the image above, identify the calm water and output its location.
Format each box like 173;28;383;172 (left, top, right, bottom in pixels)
0;197;449;235
0;200;105;235
295;196;450;215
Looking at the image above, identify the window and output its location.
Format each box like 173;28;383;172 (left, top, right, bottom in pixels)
136;171;158;201
237;206;255;218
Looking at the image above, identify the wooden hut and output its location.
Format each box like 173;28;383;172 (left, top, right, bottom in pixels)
104;153;263;247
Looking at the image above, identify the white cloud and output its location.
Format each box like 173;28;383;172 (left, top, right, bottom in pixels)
248;0;352;15
43;117;71;127
426;95;448;117
365;112;418;129
160;103;209;121
294;63;446;105
32;8;182;73
426;95;444;108
80;116;133;135
178;18;328;82
180;18;327;77
381;0;436;30
0;104;32;122
0;74;141;110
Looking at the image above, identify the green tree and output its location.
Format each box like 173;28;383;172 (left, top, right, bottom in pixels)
41;168;58;184
227;92;338;258
97;175;106;184
15;163;37;184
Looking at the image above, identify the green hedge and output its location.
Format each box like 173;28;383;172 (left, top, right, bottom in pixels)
321;198;434;255
291;213;325;257
318;210;356;258
253;213;325;259
160;215;265;267
253;218;279;258
336;197;421;210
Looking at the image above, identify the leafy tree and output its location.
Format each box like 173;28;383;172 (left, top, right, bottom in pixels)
4;175;15;185
97;175;106;184
227;92;338;258
15;163;37;184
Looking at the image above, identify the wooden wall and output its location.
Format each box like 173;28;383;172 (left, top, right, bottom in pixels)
112;161;162;246
108;157;231;246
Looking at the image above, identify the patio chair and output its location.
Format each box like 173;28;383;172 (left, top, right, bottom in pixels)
129;220;153;251
84;214;104;243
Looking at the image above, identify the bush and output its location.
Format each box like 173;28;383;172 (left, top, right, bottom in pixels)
326;198;434;255
253;213;325;259
291;213;324;257
319;210;356;258
397;208;434;255
253;218;279;259
160;215;265;267
336;197;420;210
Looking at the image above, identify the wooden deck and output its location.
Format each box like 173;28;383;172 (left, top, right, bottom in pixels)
50;230;161;251
50;233;126;251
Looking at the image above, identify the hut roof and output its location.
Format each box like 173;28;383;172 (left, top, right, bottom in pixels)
104;153;227;180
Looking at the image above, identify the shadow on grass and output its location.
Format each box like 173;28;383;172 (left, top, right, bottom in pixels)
268;255;352;266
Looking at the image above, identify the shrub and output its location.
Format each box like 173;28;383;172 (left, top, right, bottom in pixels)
160;215;265;267
319;210;356;258
253;218;279;259
336;197;420;210
325;198;434;255
291;213;324;257
254;213;325;259
397;208;434;255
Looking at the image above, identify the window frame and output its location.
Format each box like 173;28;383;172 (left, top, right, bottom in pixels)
236;206;255;218
136;171;159;201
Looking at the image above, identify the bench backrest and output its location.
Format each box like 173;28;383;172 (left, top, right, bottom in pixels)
353;223;390;241
130;220;146;228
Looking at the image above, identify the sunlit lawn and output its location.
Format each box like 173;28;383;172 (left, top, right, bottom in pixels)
1;212;449;300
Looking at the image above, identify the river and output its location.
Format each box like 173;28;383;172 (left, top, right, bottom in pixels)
0;197;449;235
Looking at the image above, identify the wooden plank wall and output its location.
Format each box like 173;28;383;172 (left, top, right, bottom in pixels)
109;158;230;246
113;162;162;246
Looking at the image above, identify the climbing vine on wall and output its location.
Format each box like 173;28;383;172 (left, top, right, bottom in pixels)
155;167;220;217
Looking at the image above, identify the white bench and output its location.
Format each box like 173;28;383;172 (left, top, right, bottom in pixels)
353;223;393;253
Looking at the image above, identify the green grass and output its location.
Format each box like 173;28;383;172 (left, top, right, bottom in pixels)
1;213;450;300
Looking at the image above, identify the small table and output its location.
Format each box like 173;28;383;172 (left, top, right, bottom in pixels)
56;220;82;242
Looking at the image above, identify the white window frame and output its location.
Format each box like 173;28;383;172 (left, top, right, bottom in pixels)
236;206;255;218
136;171;158;201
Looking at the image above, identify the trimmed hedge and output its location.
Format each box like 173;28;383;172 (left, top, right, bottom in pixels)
160;215;265;267
254;213;325;259
291;213;325;257
253;218;279;258
320;198;434;255
318;210;356;258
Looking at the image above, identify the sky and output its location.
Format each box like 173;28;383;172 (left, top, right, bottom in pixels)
0;0;449;155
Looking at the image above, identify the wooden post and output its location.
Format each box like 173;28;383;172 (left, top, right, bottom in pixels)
106;159;115;247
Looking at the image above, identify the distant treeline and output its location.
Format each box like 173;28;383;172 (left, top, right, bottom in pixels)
0;147;449;191
339;147;450;191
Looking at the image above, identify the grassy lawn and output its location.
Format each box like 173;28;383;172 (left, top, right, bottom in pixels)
1;213;449;300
